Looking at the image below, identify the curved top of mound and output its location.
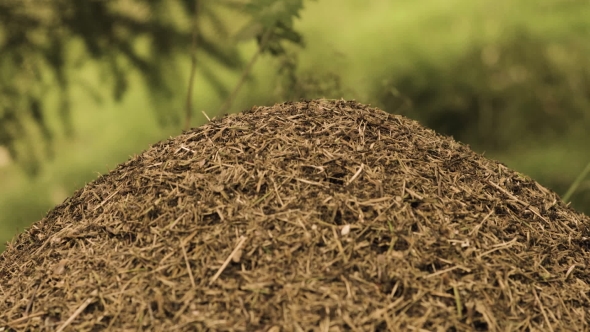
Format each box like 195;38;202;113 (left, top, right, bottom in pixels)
1;99;589;331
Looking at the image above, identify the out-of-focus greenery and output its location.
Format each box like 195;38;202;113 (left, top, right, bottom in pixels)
0;0;307;173
0;0;245;174
1;0;589;252
375;33;590;150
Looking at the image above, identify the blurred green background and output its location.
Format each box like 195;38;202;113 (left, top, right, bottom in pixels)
1;0;589;252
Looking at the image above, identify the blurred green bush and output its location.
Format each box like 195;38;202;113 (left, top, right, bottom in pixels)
373;30;590;213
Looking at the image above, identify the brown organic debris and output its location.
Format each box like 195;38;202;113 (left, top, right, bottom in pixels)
1;99;589;331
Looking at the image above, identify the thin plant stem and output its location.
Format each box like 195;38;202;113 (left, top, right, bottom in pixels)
562;160;590;203
184;0;201;131
218;26;274;116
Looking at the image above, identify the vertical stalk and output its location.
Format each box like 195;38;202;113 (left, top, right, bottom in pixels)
184;0;201;130
562;160;590;203
217;26;274;116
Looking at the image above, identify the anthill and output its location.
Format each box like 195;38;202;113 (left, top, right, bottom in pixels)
1;99;589;331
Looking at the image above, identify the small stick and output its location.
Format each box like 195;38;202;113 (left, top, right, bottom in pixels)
532;286;554;332
181;242;196;289
6;312;45;325
423;266;465;279
201;110;211;122
93;190;119;211
487;181;548;223
209;236;246;285
25;283;41;316
332;227;348;264
346;163;364;186
56;296;95;332
453;285;462;319
564;264;577;280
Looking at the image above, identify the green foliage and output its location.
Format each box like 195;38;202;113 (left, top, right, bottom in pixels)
274;52;346;101
246;0;304;26
371;26;590;214
0;0;243;174
239;0;307;55
215;0;308;116
0;0;313;174
374;31;590;152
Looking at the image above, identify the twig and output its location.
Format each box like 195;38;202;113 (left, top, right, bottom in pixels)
346;163;364;186
252;191;273;206
487;180;548;223
184;0;201;131
564;264;577;281
422;265;470;279
201;109;211;122
532;286;554;332
209;236;246;285
332;227;348;264
56;296;95;332
363;297;405;323
181;242;196;289
25;283;41;316
6;312;46;325
93;190;119;211
295;178;326;187
453;285;462;319
218;26;274;116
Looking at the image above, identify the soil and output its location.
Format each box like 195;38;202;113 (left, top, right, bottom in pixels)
1;99;589;331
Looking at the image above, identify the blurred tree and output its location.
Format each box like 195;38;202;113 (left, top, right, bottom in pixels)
273;52;346;101
0;0;306;174
374;31;590;151
217;0;306;115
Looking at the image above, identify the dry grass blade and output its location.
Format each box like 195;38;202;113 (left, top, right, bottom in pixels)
56;296;95;332
209;236;247;285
